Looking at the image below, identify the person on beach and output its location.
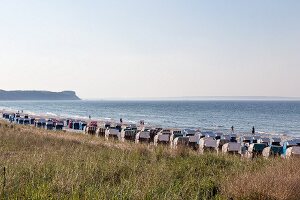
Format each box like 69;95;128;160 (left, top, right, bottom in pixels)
252;126;255;135
120;118;123;124
89;115;91;120
231;126;234;133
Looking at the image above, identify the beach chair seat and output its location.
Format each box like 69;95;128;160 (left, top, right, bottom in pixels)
158;134;170;142
188;133;201;143
88;126;97;134
199;138;218;153
135;131;151;143
55;123;64;130
249;143;267;153
124;130;137;141
286;146;300;158
96;127;106;137
222;142;241;154
139;131;151;139
270;146;283;155
228;142;241;152
105;128;121;140
172;136;189;149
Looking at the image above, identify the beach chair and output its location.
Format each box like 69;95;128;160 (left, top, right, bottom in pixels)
282;139;300;158
217;135;231;150
96;126;106;137
79;121;87;131
246;143;268;158
262;146;283;158
85;121;98;135
68;121;74;129
215;132;224;140
252;136;261;143
230;134;238;142
261;138;283;158
154;129;172;146
172;136;189;149
271;138;281;146
170;129;185;148
104;122;111;129
121;126;138;142
24;118;30;125
199;137;219;154
149;128;162;143
187;131;202;150
135;129;151;144
3;113;10;119
18;118;24;125
202;131;216;139
105;127;121;140
30;118;35;125
54;121;64;130
258;138;271;145
222;142;241;154
286;146;300;158
73;122;80;130
46;120;54;130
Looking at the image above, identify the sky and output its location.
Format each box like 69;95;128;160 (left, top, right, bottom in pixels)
0;0;299;99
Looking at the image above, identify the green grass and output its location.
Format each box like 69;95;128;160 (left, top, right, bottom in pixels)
0;121;298;200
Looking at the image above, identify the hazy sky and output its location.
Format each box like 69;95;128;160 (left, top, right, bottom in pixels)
0;0;299;99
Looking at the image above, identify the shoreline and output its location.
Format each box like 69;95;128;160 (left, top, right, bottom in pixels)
1;101;299;136
0;107;296;146
0;107;296;139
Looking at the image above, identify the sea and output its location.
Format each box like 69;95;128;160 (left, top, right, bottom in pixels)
0;100;299;137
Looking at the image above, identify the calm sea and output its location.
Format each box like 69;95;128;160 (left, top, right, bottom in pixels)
0;100;299;136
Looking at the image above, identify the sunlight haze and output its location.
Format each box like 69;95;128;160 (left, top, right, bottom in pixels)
0;0;299;99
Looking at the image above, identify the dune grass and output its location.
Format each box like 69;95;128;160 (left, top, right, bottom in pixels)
0;121;299;200
221;158;300;200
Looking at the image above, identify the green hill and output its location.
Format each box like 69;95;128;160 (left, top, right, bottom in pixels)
0;90;81;101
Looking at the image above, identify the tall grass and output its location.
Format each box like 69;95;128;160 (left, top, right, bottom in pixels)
0;121;299;199
221;158;300;200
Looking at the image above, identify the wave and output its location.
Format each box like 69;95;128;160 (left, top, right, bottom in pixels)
26;111;37;116
0;106;16;112
45;112;58;116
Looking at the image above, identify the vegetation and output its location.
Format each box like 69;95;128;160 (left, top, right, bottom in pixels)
0;121;299;200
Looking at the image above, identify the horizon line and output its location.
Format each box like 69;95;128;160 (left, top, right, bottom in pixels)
82;96;300;101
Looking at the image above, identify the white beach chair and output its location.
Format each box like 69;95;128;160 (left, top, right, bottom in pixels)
222;142;241;154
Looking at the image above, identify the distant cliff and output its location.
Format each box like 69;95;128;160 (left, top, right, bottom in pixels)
0;90;81;101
